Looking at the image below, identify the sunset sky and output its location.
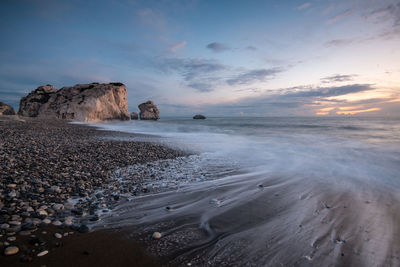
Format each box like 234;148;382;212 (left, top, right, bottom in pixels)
1;0;399;116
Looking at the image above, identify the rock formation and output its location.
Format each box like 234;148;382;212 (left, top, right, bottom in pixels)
193;114;206;119
130;112;138;120
18;83;129;122
18;85;57;117
0;102;16;115
138;101;159;120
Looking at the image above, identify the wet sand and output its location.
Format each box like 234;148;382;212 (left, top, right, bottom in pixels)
0;225;165;267
102;171;400;266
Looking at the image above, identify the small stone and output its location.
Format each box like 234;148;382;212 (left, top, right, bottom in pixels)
54;233;62;239
4;246;19;256
42;219;51;224
7;184;17;188
52;204;64;210
37;250;48;257
8;192;17;198
26;207;34;212
7;236;16;242
19;231;32;236
52;220;62;226
9;221;21;226
210;199;221;206
152;232;162;239
64;217;73;226
1;223;10;229
37;210;48;216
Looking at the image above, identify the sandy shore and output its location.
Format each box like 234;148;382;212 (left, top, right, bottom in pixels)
0;116;185;266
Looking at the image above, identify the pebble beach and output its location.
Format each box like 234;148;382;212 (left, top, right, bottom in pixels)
0;116;186;266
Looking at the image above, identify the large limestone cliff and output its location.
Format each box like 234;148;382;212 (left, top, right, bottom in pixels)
18;83;129;122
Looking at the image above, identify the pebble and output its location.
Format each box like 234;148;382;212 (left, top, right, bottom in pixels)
4;246;19;256
152;232;162;239
0;119;186;257
53;204;64;210
37;210;48;216
37;250;49;257
1;223;10;229
42;219;51;224
64;217;73;226
7;236;16;242
210;199;221;206
19;231;32;236
52;220;62;226
54;233;62;239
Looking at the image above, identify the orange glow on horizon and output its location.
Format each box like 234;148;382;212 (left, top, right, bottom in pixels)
336;108;381;115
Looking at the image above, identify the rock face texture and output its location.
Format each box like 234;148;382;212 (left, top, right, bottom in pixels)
138;101;160;120
130;112;138;120
18;83;129;122
193;114;206;119
18;85;57;117
0;102;16;115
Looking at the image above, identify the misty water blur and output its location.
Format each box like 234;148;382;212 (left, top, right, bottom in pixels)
92;117;400;266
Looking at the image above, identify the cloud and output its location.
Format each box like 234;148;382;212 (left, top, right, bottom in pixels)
156;57;227;92
170;40;187;52
321;74;358;83
367;2;400;27
327;9;352;24
246;45;257;51
187;82;213;92
158;58;226;81
227;68;283;85
324;38;356;47
206;42;230;53
297;3;311;10
285;84;373;98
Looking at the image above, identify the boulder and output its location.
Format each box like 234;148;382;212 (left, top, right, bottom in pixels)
18;83;129;122
193;114;206;119
138;101;159;120
0;102;17;115
130;112;138;120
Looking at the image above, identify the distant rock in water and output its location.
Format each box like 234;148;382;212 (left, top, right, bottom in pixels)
130;112;138;120
0;102;16;115
18;83;129;122
193;114;206;119
138;100;159;120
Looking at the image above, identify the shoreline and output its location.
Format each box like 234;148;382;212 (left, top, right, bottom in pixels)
0;116;187;266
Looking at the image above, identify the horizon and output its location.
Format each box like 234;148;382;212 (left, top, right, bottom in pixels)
1;0;399;117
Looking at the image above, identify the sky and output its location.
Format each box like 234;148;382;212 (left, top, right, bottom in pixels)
0;0;399;116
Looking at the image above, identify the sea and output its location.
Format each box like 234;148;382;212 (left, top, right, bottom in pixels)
91;117;400;266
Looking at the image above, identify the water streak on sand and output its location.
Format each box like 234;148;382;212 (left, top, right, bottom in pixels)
94;117;400;266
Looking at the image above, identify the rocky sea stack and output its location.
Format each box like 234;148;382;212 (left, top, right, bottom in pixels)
138;101;160;120
193;114;206;119
0;102;16;115
18;83;129;122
